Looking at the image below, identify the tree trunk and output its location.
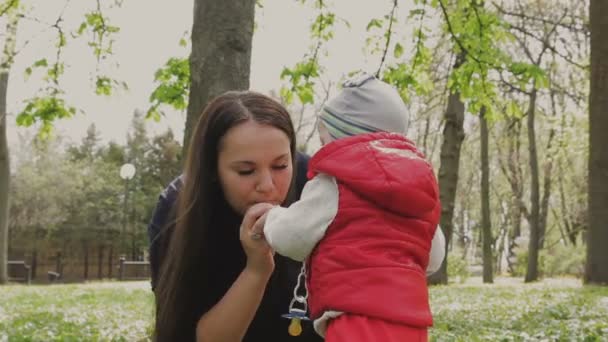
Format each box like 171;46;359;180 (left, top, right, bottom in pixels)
183;0;256;151
55;251;62;275
83;241;89;280
480;108;493;283
108;245;113;278
501;119;524;275
525;89;541;283
97;245;104;279
538;130;555;249
31;248;37;280
428;55;466;285
558;174;577;245
585;0;608;285
0;11;18;285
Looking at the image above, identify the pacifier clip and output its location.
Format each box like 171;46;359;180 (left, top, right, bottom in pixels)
281;262;310;336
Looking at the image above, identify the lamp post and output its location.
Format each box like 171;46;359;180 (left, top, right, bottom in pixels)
119;163;135;258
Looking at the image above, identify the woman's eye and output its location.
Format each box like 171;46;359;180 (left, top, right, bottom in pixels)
238;170;255;176
273;165;288;170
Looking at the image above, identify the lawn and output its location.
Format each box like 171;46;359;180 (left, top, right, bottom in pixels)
0;278;606;341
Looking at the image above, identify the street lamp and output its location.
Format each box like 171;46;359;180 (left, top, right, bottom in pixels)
120;163;136;181
119;163;136;259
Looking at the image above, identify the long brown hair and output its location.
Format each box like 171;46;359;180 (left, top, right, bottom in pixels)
153;91;297;341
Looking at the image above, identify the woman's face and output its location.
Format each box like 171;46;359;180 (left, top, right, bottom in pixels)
217;120;293;215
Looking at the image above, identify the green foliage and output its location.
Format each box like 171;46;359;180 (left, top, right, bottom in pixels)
77;11;120;60
0;0;20;15
446;254;470;284
430;280;608;341
15;1;127;134
1;280;606;340
541;243;586;278
382;56;433;102
280;60;320;105
95;76;128;96
0;283;154;341
413;0;549;119
75;9;123;97
147;57;190;121
511;238;585;278
367;18;383;31
366;2;436;103
9;118;182;265
280;0;337;106
24;59;48;78
16;96;77;137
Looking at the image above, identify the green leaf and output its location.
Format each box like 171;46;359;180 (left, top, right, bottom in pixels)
366;18;383;31
33;59;48;68
95;77;113;96
409;8;425;18
394;43;404;59
297;86;314;104
77;22;87;35
16;113;34;127
280;86;294;105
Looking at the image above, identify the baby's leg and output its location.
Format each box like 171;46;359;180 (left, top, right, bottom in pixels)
325;313;427;342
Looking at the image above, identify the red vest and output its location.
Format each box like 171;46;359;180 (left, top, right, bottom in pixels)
306;132;441;328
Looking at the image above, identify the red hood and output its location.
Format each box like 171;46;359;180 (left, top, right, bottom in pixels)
309;132;439;217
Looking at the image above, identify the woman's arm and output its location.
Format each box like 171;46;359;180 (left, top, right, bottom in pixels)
196;267;272;342
196;204;276;342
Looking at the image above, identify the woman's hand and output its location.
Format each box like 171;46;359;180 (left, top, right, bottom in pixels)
240;203;275;277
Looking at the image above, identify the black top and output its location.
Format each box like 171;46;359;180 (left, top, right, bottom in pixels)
148;152;323;341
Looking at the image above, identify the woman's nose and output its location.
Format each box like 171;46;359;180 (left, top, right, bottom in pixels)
255;170;275;193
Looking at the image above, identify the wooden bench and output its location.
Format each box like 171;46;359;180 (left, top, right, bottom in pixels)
118;257;150;281
8;260;32;284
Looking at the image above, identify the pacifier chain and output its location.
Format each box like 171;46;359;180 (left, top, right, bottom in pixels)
281;262;310;336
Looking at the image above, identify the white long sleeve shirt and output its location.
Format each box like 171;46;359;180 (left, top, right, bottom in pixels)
264;173;446;275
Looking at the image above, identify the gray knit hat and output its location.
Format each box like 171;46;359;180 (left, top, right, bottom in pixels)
320;73;409;140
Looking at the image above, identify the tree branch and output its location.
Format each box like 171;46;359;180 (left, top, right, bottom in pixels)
510;25;588;70
376;0;398;77
491;1;589;35
0;0;17;17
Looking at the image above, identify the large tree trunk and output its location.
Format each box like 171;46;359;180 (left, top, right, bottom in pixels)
428;55;466;285
585;0;608;285
480;108;493;283
0;12;18;285
183;0;256;151
525;89;541;283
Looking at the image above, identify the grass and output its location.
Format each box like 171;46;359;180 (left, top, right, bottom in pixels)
0;277;606;341
0;282;154;341
429;277;608;341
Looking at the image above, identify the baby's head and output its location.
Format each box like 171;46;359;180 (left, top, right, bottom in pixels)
318;73;409;145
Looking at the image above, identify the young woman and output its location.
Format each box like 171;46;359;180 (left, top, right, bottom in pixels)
150;91;322;341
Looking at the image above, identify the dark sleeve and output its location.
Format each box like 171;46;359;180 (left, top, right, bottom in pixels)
147;176;182;291
295;152;311;199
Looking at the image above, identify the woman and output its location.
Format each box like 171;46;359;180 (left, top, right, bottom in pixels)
151;91;322;341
